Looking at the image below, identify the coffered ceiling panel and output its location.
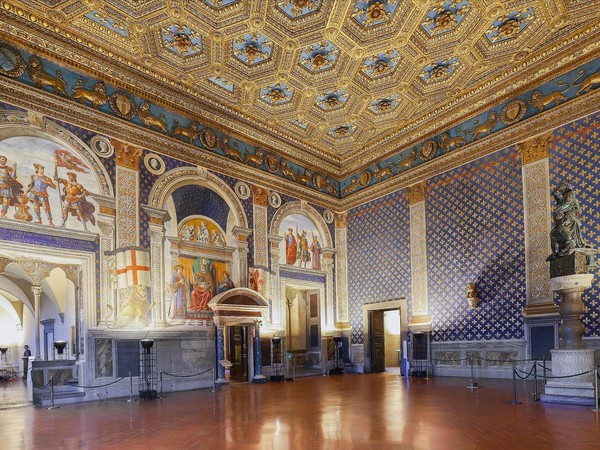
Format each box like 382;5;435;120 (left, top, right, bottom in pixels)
1;0;600;177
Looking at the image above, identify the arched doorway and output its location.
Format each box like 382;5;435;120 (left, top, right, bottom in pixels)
208;288;269;387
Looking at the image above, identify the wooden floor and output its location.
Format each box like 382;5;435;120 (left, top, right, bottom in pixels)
1;373;600;449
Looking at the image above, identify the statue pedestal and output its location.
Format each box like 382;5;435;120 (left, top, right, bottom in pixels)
543;349;595;404
541;265;596;405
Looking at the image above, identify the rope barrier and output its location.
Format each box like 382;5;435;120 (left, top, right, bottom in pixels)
161;368;213;378
75;377;127;389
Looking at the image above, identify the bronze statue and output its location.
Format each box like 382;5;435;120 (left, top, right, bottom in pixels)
549;181;585;257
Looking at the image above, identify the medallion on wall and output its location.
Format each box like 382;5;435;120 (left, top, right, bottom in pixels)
89;135;114;158
323;209;334;224
108;92;137;119
200;127;219;150
268;191;281;208
235;181;250;199
501;99;527;125
144;153;166;175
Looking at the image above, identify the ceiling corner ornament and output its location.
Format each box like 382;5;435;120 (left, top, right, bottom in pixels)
323;210;334;224
368;95;400;114
500;99;527;125
89;135;114;158
277;0;322;19
421;1;471;37
268;191;282;208
361;49;401;79
351;0;399;28
299;41;340;73
233;33;273;66
260;83;294;105
161;24;203;57
235;181;251;200
485;8;534;44
315;90;349;111
0;45;27;78
328;124;356;139
420;57;459;84
144;153;166;176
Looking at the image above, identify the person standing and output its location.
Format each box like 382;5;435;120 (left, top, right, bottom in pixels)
22;345;32;380
310;233;322;270
168;265;187;319
285;227;297;265
0;154;23;218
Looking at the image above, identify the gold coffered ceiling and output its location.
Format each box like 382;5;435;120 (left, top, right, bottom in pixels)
1;0;600;177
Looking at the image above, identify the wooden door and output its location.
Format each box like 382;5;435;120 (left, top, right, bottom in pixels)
370;310;385;373
227;326;247;381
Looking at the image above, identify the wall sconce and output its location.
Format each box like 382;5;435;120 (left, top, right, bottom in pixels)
467;282;479;308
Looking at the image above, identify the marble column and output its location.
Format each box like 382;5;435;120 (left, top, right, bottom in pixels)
143;206;171;327
518;134;560;352
252;322;266;383
251;186;269;268
334;212;350;329
215;325;229;387
233;226;252;288
322;248;336;330
268;234;284;329
406;182;431;332
31;285;42;358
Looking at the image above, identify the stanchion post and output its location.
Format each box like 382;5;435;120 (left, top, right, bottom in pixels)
592;367;600;412
467;356;478;389
127;371;134;403
508;366;522;405
212;367;216;393
542;357;547;385
47;375;59;410
159;370;163;399
532;361;539;401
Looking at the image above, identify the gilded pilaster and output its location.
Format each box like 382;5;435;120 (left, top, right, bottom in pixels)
233;226;252;288
407;182;431;332
334;212;349;328
252;185;269;268
518;133;558;317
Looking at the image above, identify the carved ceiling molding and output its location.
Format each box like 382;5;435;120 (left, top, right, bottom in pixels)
340;86;600;210
0;3;599;175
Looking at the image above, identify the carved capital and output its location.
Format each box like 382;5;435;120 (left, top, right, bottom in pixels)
113;140;143;169
31;285;43;297
335;212;348;228
406;181;427;205
251;185;269;207
518;132;552;165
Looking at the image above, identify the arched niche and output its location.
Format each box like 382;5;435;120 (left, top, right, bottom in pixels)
270;201;332;248
0;117;114;198
148;166;248;233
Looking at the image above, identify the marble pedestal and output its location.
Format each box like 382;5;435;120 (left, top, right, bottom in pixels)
543;349;595;404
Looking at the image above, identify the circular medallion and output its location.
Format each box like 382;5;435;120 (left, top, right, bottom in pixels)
89;135;114;158
268;191;282;208
323;210;334;224
108;92;137;119
0;46;26;78
501;99;527;125
358;170;372;187
200;127;218;150
420;140;438;160
312;172;325;190
265;154;279;173
144;153;166;176
235;181;250;200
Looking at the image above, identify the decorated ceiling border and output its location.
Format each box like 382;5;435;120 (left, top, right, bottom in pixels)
1;39;599;202
0;41;340;198
339;56;600;198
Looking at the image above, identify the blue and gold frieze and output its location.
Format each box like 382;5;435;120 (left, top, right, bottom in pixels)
550;111;600;337
347;190;411;344
426;148;526;342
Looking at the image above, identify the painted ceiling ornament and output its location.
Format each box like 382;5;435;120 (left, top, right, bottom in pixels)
420;57;459;84
485;8;534;44
328;123;356;139
204;0;240;9
233;33;273;65
208;76;234;92
277;0;322;19
161;24;203;57
368;95;400;114
351;0;399;28
260;83;294;105
361;49;401;79
291;119;308;130
421;1;471;36
299;41;340;73
86;10;129;37
315;90;349;111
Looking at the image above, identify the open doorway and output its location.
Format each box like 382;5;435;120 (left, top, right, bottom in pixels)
225;325;248;382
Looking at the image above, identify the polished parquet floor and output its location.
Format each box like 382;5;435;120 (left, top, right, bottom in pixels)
1;373;600;449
